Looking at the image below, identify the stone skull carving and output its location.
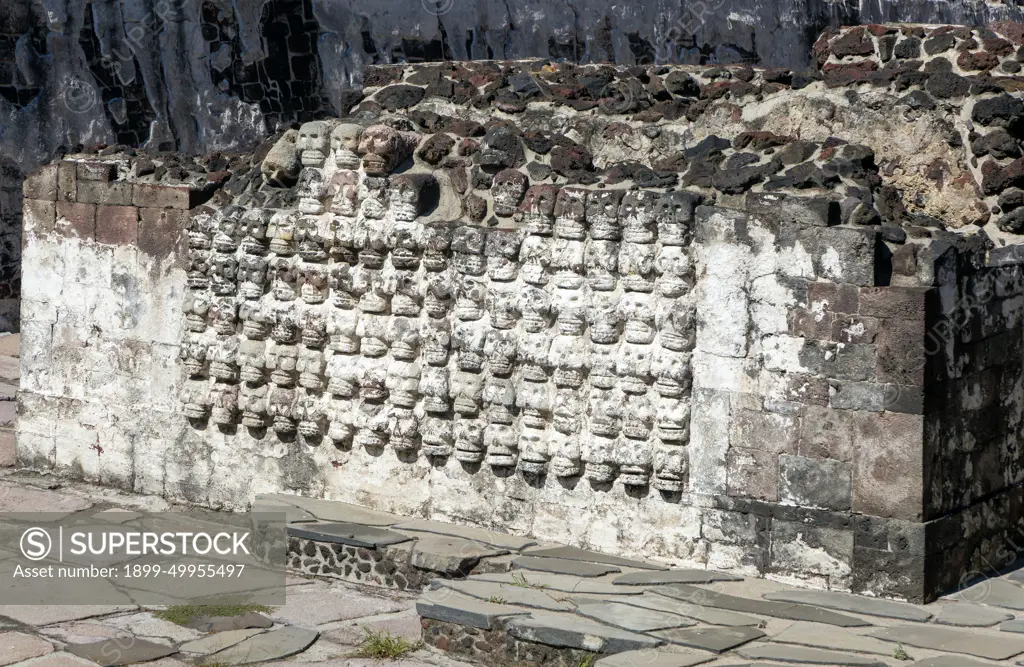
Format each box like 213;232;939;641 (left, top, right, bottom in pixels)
658;299;696;352
484;424;518;468
181;379;211;420
359;175;389;220
517;184;558;233
586;190;623;241
297;169;328;215
550;334;589;388
485;229;524;282
358;124;420;175
297;348;327;391
179;338;207;378
386;359;421;409
454;417;486;463
517;380;550;429
187;211;215;251
519;286;553;334
424;273;453;319
268;387;297;434
390;173;439;222
240;302;272;340
655;247;694;298
331;123;363;169
451;226;486;276
357;314;389;358
518;427;549;475
326;352;361;398
210;383;239;426
488;289;520;330
549;430;581;478
209;254;238;297
421;319;451;366
238;255;269;300
484;329;517;377
653;444;689;492
329;264;356;310
210;299;238;336
296;399;327;439
420;416;454;457
327;310;360;355
519;235;551;287
420;224;452;272
329;170;360;219
551;239;586;290
271;257;299;302
656;396;691;443
483;376;516;425
187;251;211;291
268;210;298;256
491;169;528;218
240;208;272;255
453;321;488;373
451;371;484;416
298;262;329;305
420;366;450;413
554;187;587;240
238;339;267;384
656;191;700;246
387;317;420;361
588;303;621;345
619;190;659;244
266;342;299;387
239;382;269;428
653;349;692;398
183;293;210;333
619;242;656;293
297;120;333;167
391;270;422;317
455;277;486;322
586;240;619;292
389;408;420;453
212;205;244;253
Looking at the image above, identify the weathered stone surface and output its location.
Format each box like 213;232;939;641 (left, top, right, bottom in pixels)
12;653;108;667
65;639;176;666
576;601;694;632
416;592;529;630
271;586;407;626
737;643;887;666
0;485;93;516
772;622;895;655
656;586;869;627
512;556;621;577
184;613;273;633
393;520;537;551
406;535;508;573
651;626;764;653
433;579;576;612
472;572;642;595
257;495;401;526
934;603;1012;627
507;613;663;653
613;570;742;586
763;590;931;621
956;579;1024;611
913;658;998;667
869;625;1024;660
595;649;714;667
205;628;319;665
287;523;411;548
523;547;667;571
0;607;135;627
619;594;762;627
179;629;267;656
1004;619;1024;633
0;632;54;666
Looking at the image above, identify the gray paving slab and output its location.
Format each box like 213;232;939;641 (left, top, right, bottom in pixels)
205;628;319;666
869;624;1024;660
432;579;576;612
14;653;108;667
934;602;1013;627
407;535;508;573
955;578;1024;611
255;494;402;526
507;613;663;653
524;546;668;570
252;498;317;523
0;631;54;666
393;519;538;551
619;593;762;627
512;555;621;577
1004;619;1024;633
613;570;743;586
184;612;273;633
771;622;896;655
650;626;765;653
0;606;135;627
271;584;408;626
918;658;1005;667
0;484;94;515
763;589;931;622
737;643;887;666
471;572;642;595
286;522;412;548
65;638;176;666
416;592;530;630
179;629;267;656
655;585;869;627
595;648;715;667
576;601;695;633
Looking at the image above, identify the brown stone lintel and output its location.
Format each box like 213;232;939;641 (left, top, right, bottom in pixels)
76;180;133;206
133;183;216;210
95;205;139;246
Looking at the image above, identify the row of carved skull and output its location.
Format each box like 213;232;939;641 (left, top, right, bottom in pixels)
183;288;696;351
295;122;419;174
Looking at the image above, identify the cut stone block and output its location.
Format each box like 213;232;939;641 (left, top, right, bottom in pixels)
272;586;407;626
738;643;887;666
914;658;1000;667
771;621;896;655
431;579;575;612
252;498;316;523
656;585;869;627
472;572;642;595
595;649;715;667
65;638;177;666
407;535;508;573
205;628;319;665
868;624;1024;660
393;519;538;551
416;592;530;629
0;631;54;666
179;629;267;655
507;613;663;653
512;555;621;577
1003;619;1024;633
619;594;761;627
13;653;109;667
576;601;694;632
934;602;1012;627
524;546;668;570
650;626;765;653
255;495;401;526
287;522;411;548
0;606;135;627
613;570;742;586
763;589;931;621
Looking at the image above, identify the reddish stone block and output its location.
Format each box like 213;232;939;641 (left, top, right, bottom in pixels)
859;286;930;320
133;183;191;209
138;207;187;257
76;180;133;206
76;161;116;182
23;164;57;201
57;161;77;201
55;201;96;240
95;205;139;246
22;199;56;237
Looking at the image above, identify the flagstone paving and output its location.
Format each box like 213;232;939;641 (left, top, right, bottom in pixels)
11;470;1024;667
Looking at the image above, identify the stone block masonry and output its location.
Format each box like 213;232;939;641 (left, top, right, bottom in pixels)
19;23;1024;603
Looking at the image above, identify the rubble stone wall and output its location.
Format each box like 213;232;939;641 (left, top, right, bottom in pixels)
19;23;1024;601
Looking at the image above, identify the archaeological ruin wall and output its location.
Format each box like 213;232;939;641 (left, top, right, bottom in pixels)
17;23;1024;602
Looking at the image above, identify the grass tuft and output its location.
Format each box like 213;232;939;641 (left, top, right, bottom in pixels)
576;653;597;667
155;604;273;626
355;629;422;660
893;643;911;661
